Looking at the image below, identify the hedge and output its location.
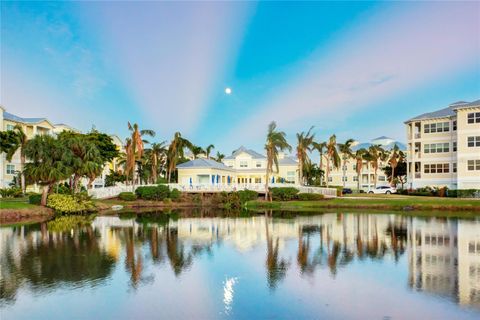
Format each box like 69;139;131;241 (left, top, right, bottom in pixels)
297;193;324;201
238;189;258;204
135;185;170;200
169;188;181;201
29;193;42;205
47;194;95;214
269;187;299;201
119;192;137;201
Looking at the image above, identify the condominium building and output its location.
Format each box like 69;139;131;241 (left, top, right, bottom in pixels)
177;146;298;186
405;100;480;189
325;136;406;191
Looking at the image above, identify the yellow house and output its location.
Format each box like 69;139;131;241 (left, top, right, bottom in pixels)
177;158;237;185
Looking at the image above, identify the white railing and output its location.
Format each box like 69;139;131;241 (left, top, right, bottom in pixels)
88;183;338;199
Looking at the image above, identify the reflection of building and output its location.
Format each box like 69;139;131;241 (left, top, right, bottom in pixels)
408;218;480;307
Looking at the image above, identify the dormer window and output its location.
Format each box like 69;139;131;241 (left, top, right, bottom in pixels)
256;162;261;168
240;161;248;168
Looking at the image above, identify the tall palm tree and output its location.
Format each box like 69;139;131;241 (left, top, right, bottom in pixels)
325;135;341;188
5;125;28;193
127;122;155;188
23;135;71;205
354;148;367;192
296;126;315;186
338;139;355;188
205;144;215;159
264;121;291;200
312;141;326;185
366;145;387;188
146;142;167;184
167;132;192;183
387;144;404;187
190;145;205;159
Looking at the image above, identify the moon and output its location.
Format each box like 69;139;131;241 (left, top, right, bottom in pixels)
225;87;232;95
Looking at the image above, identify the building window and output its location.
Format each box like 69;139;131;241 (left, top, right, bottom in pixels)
342;176;348;182
328;177;333;182
378;176;386;181
239;161;248;168
467;136;480;147
254;177;261;183
424;163;449;174
424;143;449;153
6;164;15;174
467;112;480;124
353;164;357;171
453;120;457;131
6;124;15;131
353;176;358;182
453;142;457;152
453;162;457;173
424;122;449;133
467;160;480;171
256;162;262;168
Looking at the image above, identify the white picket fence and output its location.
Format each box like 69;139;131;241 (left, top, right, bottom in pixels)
88;183;338;199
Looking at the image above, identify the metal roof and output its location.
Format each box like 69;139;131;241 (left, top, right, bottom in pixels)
177;158;235;171
405;99;479;122
3;111;50;124
224;146;266;160
352;141;406;152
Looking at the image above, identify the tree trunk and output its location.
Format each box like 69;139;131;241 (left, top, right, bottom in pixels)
73;174;81;193
298;160;303;186
342;159;346;188
20;154;26;194
391;165;396;187
265;169;270;201
357;171;361;192
41;184;50;206
326;158;330;188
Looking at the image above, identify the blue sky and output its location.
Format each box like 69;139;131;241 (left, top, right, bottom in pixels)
2;1;479;155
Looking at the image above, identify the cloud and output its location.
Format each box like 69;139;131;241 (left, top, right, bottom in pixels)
87;1;254;136
222;2;480;145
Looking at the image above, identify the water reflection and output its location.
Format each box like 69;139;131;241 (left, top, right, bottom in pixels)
1;210;479;317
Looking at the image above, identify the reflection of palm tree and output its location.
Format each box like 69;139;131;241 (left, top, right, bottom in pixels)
265;216;289;290
166;228;193;276
124;228;143;288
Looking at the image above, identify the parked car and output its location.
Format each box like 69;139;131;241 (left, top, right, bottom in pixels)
368;186;397;194
342;188;353;195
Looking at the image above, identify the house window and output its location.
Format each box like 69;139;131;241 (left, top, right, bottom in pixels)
378;176;386;181
256;162;262;168
453;120;457;131
424;143;449;153
328;177;333;182
424;163;449;174
467;160;480;171
254;177;261;183
353;176;358;182
467;136;480;147
467;112;480;124
424;122;449;133
453;142;457;152
6;124;15;131
353;164;357;170
453;162;457;173
6;164;15;174
342;176;348;182
239;161;248;168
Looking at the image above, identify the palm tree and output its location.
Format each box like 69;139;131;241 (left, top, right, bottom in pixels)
325;135;341;188
354;148;367;192
215;151;225;162
296;126;315;186
23;135;71;205
5;125;28;193
264;121;291;200
146;142;167;184
205;144;215;159
387;144;404;187
312;141;326;185
190;145;205;159
127;122;155;188
338;139;355;188
366;145;387;188
167;132;192;183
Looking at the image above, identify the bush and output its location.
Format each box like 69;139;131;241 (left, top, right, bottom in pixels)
47;194;95;214
29;193;42;205
169;188;181;201
0;187;23;198
297;193;325;201
238;189;258;204
119;192;137;201
447;189;480;198
269;187;299;201
135;185;170;201
156;177;168;184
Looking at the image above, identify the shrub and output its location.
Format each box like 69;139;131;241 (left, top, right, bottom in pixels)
447;189;480;198
135;185;170;201
119;192;137;201
47;194;95;214
29;193;42;205
238;189;258;204
156;177;168;184
169;188;181;201
0;187;23;198
269;187;299;201
297;193;325;201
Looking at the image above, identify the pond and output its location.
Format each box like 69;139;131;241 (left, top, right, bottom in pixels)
1;210;479;319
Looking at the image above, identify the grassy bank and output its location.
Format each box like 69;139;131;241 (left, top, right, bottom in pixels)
1;198;54;224
246;195;480;214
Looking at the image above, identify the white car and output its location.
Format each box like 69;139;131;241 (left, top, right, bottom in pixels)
368;186;397;194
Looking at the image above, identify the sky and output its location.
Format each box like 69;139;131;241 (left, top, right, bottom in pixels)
1;1;479;156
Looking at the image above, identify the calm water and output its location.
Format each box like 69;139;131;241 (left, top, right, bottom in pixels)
1;210;479;320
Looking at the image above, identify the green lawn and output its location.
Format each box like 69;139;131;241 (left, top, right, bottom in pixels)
246;196;480;213
1;198;36;209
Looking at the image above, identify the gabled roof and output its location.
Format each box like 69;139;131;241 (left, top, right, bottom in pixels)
224;146;266;160
3;111;52;125
177;158;235;171
372;136;392;140
278;156;298;165
351;141;406;152
405;99;479;123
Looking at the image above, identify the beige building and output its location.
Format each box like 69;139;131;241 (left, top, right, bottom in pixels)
405;100;480;189
177;146;299;186
325;136;406;191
